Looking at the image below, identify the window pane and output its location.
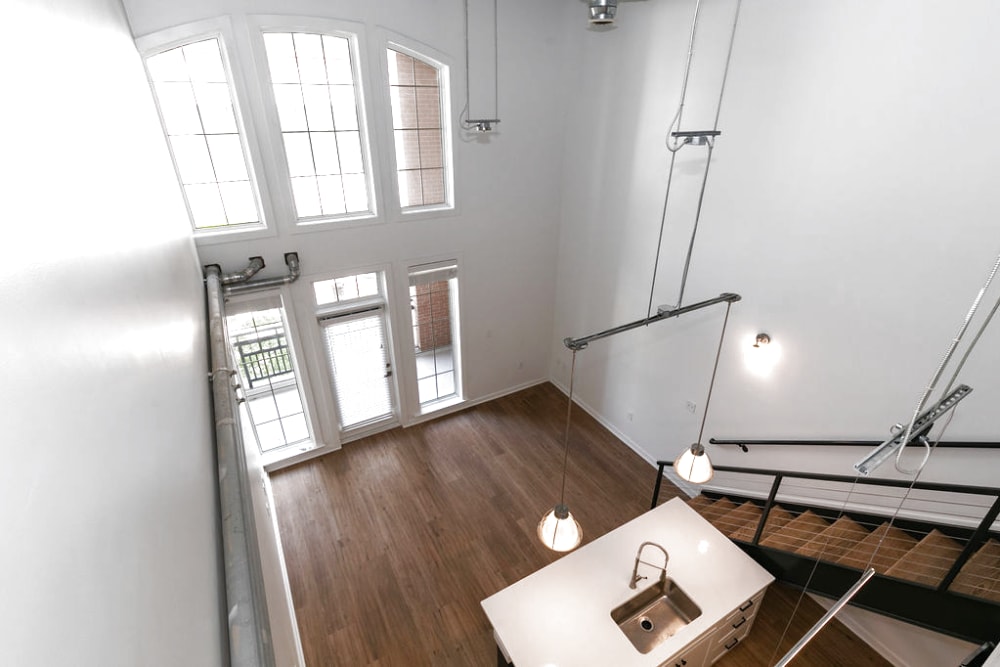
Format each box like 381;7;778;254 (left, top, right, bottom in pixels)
399;170;422;208
330;85;358;130
146;48;188;82
317;175;346;215
343;174;368;213
219;181;258;224
272;84;308;132
185;183;227;228
283;133;315;178
302;85;334;131
311;132;340;175
291;176;322;217
170;135;215;184
265;32;371;221
155;82;202;135
193;82;237;134
420;169;445;205
263;33;300;84
394;130;420;170
323;36;353;85
182;39;227;82
387;49;448;209
206;134;249;182
357;272;379;297
337;131;364;174
293;33;328;84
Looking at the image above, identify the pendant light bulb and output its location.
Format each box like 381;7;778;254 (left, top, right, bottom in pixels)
537;503;583;552
674;442;714;484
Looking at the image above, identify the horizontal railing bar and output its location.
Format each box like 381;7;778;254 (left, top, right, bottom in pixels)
563;292;741;350
709;437;1000;449
657;460;1000;496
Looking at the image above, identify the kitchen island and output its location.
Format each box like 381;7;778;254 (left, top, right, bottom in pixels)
481;497;774;667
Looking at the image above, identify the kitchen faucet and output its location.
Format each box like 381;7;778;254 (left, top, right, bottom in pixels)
629;541;669;589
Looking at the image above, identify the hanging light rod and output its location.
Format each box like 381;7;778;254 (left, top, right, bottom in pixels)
563;292;741;351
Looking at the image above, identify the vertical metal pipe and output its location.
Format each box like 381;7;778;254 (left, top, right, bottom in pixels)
205;266;276;667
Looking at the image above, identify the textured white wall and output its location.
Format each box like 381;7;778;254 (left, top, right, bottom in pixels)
0;0;223;665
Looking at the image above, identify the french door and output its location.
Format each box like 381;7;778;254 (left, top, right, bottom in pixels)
320;306;396;431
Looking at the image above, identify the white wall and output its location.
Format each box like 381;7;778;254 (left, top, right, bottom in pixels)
123;0;572;434
0;1;223;665
552;0;1000;487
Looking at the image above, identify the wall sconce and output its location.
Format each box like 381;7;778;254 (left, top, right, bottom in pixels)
744;332;780;378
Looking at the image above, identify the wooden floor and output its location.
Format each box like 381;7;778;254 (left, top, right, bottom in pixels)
270;383;891;666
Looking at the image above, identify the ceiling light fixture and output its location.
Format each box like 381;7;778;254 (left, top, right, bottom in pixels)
462;0;501;133
673;301;734;484
589;0;618;24
538;350;583;552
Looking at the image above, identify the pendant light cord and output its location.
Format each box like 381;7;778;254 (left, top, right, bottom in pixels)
696;302;732;444
559;350;578;505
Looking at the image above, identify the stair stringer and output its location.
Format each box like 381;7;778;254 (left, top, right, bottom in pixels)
738;543;1000;645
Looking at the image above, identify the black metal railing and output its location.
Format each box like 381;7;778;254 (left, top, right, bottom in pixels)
709;437;1000;452
234;328;292;389
652;461;1000;595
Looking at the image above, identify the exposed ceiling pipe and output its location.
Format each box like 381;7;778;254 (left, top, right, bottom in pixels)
204;253;301;297
221;256;265;285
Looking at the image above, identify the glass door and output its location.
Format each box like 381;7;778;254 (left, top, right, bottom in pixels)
320;306;396;430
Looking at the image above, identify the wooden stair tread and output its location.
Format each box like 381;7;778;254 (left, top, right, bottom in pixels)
714;501;763;538
796;516;871;560
760;510;830;552
732;505;795;543
885;529;963;587
950;539;1000;602
686;494;715;516
699;497;739;527
835;523;918;574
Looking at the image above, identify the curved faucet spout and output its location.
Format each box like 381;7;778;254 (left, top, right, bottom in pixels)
629;541;670;589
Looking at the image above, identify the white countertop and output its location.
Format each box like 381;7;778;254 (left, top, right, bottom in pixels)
481;497;775;667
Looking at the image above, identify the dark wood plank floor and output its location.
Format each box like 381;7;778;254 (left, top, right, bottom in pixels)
270;383;891;666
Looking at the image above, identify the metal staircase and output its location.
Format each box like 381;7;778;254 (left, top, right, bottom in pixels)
652;462;1000;644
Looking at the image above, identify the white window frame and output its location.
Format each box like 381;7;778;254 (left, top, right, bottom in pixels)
370;31;457;222
224;288;327;469
135;17;277;245
245;16;384;232
300;266;402;442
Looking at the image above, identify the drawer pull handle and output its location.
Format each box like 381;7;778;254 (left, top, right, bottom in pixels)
732;616;746;630
725;637;740;650
739;599;754;612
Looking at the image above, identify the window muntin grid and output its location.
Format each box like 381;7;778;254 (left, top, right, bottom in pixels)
313;272;380;306
263;32;371;220
226;306;311;453
408;262;459;405
146;37;261;231
387;49;446;209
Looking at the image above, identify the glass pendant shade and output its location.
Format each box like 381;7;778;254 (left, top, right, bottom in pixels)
674;442;714;484
537;503;582;552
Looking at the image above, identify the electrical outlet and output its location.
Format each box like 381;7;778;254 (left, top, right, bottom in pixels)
686;401;697;414
627;411;634;422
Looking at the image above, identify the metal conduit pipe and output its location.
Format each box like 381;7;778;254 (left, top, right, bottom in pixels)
222;256;266;285
225;252;300;296
205;265;276;667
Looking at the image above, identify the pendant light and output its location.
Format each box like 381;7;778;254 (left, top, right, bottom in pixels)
673;302;733;484
538;350;583;551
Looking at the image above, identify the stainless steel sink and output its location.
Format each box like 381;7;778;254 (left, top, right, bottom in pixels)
610;578;702;654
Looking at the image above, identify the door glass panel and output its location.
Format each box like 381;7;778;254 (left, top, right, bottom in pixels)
321;309;394;429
